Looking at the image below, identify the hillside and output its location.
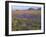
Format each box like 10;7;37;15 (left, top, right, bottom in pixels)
12;10;41;16
12;9;41;31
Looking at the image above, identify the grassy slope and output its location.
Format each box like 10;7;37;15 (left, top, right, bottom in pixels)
12;10;41;31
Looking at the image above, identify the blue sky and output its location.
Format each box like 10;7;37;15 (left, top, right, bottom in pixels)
12;5;31;10
12;5;41;10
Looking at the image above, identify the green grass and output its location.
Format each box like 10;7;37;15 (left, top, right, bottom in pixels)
12;16;41;31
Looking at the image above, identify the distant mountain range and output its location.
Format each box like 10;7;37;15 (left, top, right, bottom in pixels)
12;7;41;11
28;8;41;10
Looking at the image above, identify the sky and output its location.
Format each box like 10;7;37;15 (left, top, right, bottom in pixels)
12;5;41;10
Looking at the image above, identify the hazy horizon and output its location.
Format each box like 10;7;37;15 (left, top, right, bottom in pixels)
12;5;41;10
